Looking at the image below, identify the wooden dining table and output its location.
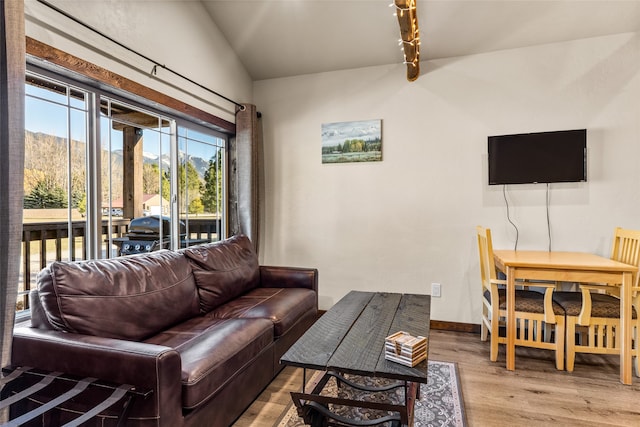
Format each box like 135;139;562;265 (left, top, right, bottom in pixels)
493;250;637;385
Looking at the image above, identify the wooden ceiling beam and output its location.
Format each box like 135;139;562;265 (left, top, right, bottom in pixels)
394;0;420;82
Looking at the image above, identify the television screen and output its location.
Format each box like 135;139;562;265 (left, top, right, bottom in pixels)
488;129;587;185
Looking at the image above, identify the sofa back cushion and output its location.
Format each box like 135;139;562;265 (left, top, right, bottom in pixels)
181;235;260;313
37;250;200;341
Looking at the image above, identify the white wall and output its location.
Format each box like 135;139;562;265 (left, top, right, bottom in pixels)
254;32;640;323
24;0;252;123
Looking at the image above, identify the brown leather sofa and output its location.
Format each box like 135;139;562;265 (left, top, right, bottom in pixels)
11;234;318;426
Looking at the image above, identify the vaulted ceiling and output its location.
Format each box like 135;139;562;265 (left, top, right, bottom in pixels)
200;0;640;81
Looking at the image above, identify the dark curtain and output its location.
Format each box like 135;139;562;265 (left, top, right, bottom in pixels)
228;104;263;253
0;0;25;420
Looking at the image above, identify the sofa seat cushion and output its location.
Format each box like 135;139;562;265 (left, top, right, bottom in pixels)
145;316;274;410
182;235;260;313
208;288;317;337
37;250;200;341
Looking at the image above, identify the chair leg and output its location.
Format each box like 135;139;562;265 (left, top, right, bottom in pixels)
634;325;639;377
490;340;498;362
555;319;565;371
566;318;576;372
490;324;499;362
481;321;488;342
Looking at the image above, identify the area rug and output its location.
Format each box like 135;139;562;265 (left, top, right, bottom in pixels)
275;360;466;427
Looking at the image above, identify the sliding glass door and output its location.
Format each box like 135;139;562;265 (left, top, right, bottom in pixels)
100;98;174;256
22;73;88;310
19;67;227;317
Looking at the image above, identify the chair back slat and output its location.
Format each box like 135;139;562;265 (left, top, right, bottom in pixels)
610;227;640;288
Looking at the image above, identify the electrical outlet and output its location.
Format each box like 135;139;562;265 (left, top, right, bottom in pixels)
431;283;441;298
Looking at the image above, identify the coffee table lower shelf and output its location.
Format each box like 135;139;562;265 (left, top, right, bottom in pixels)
291;369;420;427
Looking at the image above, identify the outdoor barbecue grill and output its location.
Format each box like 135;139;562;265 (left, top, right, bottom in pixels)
112;215;190;256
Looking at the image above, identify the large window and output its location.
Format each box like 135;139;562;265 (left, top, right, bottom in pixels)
19;67;227;315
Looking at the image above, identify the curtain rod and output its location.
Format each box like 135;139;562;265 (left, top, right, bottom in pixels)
36;0;245;111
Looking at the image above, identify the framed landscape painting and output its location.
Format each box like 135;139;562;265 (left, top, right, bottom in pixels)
321;119;382;164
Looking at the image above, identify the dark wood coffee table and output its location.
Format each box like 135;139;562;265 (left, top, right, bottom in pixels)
280;291;431;426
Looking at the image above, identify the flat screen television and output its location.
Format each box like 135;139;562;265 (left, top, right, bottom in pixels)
488;129;587;185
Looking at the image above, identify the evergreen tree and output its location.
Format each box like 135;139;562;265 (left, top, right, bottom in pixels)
202;149;223;214
176;161;202;214
24;179;68;209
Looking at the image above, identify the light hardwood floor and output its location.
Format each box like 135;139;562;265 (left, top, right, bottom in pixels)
233;329;640;427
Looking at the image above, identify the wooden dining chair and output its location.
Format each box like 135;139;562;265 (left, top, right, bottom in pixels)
553;227;640;373
477;226;565;369
609;227;640;376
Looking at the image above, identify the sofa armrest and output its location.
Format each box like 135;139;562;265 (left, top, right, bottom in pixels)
259;266;318;293
12;327;180;387
11;327;183;425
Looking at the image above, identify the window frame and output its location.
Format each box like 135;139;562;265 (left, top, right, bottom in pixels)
18;55;230;320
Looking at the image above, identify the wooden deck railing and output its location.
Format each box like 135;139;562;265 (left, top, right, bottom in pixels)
17;218;221;313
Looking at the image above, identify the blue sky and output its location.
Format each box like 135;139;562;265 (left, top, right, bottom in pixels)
25;97;222;161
